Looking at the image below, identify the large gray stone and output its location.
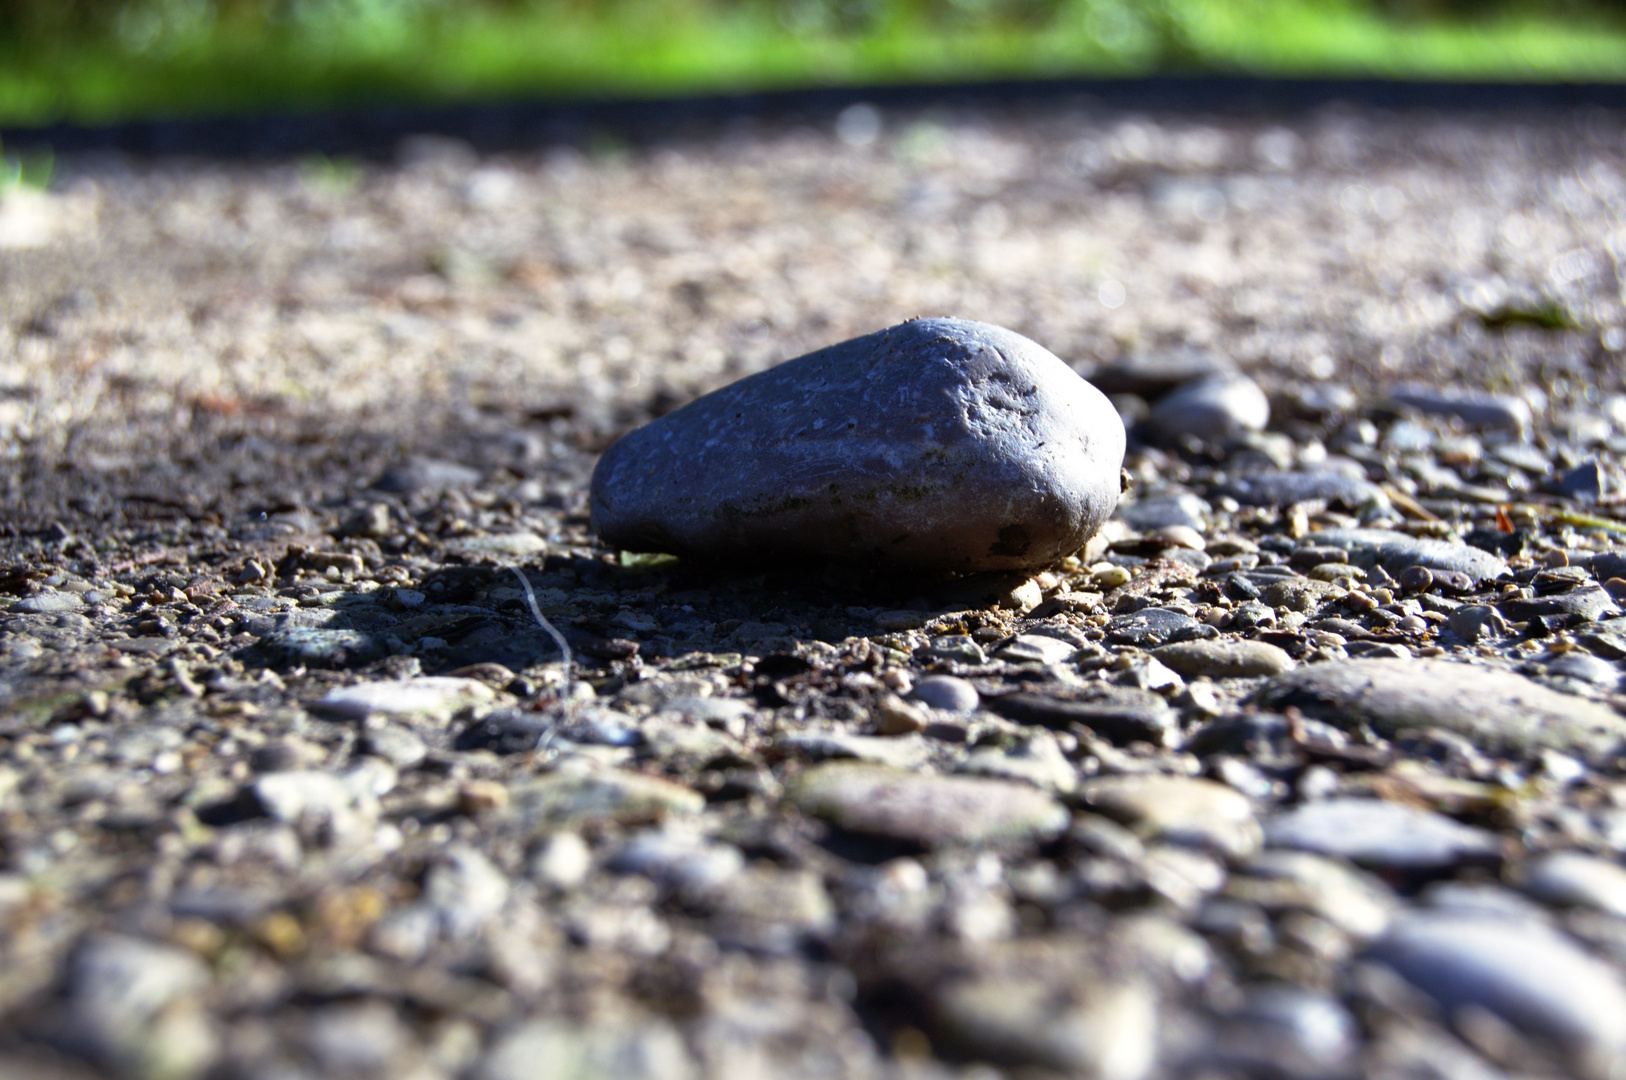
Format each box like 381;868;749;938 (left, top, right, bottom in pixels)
1366;913;1626;1075
590;318;1126;572
1255;658;1626;756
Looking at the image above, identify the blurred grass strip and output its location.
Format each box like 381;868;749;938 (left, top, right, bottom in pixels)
2;0;1626;126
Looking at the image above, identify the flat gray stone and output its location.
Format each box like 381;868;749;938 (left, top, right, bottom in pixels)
1589;550;1626;582
789;762;1068;847
1500;585;1620;624
1309;528;1508;585
259;626;387;669
12;590;85;614
1152;639;1295;679
1222;470;1380;508
1518;851;1626;918
1255;658;1626;756
508;770;704;828
1264;798;1501;870
1079;775;1261;858
1535;650;1622;689
652;696;755;726
312;677;496;721
995;633;1079;665
1366;913;1626;1072
1388;385;1532;432
986;687;1178;746
590;318;1126;572
1448;604;1510;641
1147;372;1269;442
1108;607;1212;647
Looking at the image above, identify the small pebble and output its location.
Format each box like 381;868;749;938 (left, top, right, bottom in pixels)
1148;372;1270;442
909;675;980;713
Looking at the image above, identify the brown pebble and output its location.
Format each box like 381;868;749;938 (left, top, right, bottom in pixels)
459;779;510;815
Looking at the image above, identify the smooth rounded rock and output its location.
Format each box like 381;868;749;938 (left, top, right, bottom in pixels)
313;677;496;722
1212;987;1360;1079
1080;774;1261;858
1518;851;1626;917
590;318;1126;572
1255;658;1626;756
1366;913;1626;1074
1264;797;1501;871
909;674;980;712
1535;651;1622;689
1147;372;1270;442
789;763;1068;847
1153;639;1295;679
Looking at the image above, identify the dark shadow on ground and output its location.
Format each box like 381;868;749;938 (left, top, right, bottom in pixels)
7;76;1626;160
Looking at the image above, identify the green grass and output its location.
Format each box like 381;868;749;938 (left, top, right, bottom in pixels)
2;0;1626;127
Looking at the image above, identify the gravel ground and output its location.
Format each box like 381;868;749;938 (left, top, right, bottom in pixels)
5;97;1626;1079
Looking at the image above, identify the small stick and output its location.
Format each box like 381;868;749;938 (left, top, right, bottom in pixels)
1380;485;1440;523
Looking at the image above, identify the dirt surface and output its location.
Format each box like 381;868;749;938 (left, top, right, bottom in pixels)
3;98;1626;1079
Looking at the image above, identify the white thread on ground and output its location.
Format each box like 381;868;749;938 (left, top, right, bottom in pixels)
510;566;574;699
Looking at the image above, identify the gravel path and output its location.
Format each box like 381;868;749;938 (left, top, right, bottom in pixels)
3;98;1626;1079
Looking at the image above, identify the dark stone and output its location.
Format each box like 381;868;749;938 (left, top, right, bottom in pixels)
1551;459;1605;502
986;687;1177;746
1388;386;1531;432
590;318;1126;572
1499;585;1619;624
1106;607;1214;647
454;708;552;754
255;626;387;669
1465;527;1531;559
1589;551;1626;582
1085;350;1234;398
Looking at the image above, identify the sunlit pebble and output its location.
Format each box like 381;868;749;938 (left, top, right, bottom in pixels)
1156;525;1205;551
1399;566;1434;593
